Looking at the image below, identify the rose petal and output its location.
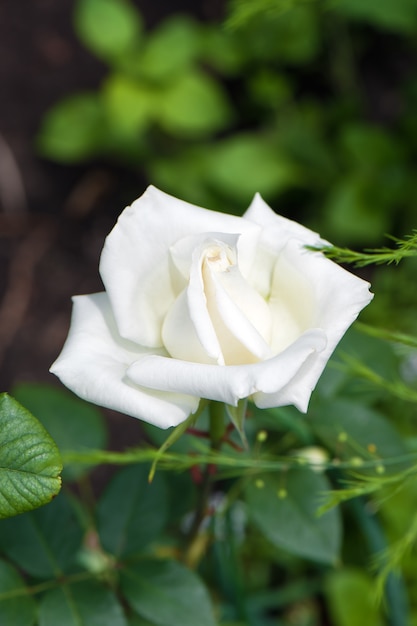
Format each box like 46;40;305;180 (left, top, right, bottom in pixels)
100;186;261;347
126;328;327;409
252;239;373;410
279;239;373;334
242;194;323;299
50;293;199;428
163;235;272;365
202;257;272;364
163;239;229;364
244;193;324;248
252;351;323;412
268;243;315;353
162;288;222;364
170;232;243;280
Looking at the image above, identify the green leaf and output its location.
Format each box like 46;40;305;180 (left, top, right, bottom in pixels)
315;328;400;404
324;178;390;245
247;403;313;447
39;581;127;626
245;470;341;564
205;134;296;201
97;465;167;558
0;493;83;578
329;0;417;33
200;28;242;75
341;125;403;168
0;559;36;626
308;399;408;474
158;71;232;137
270;5;320;64
37;93;104;163
235;5;320;64
149;149;216;209
121;560;217;626
74;0;142;60
128;618;156;626
138;16;201;81
324;568;384;626
102;75;155;136
0;394;62;519
12;383;107;481
275;104;334;182
249;69;292;111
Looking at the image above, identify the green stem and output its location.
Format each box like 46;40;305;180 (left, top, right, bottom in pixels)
0;570;96;601
184;402;226;557
209;401;226;448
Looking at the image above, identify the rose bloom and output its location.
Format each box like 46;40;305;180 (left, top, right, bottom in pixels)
51;186;373;428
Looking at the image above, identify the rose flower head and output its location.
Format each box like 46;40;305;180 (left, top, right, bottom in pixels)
51;186;373;428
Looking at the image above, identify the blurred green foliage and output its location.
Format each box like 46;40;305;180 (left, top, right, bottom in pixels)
37;0;417;247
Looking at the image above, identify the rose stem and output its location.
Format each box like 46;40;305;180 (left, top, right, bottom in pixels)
184;401;226;562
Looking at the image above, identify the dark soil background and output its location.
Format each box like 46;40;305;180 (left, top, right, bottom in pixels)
0;0;222;447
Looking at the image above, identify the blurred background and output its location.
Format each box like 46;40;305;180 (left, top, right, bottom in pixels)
1;0;417;438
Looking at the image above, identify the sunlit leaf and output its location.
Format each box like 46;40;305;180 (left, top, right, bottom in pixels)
37;94;104;163
158;71;232;137
102;75;155;136
138;16;201;81
205;134;296;201
74;0;142;59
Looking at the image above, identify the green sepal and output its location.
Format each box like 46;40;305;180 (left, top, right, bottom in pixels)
148;400;207;482
226;398;248;449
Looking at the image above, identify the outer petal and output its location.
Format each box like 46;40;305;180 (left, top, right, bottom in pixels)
242;194;322;298
253;240;373;410
50;293;199;428
243;193;324;247
126;329;327;407
99;186;260;347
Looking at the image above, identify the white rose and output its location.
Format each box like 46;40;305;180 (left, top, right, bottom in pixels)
50;186;373;428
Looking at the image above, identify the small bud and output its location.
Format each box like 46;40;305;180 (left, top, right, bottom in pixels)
338;432;348;443
376;464;385;475
350;456;363;467
277;488;287;499
367;443;377;454
292;446;329;473
257;429;268;443
255;479;265;489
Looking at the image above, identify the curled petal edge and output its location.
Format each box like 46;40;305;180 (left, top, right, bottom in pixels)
127;328;327;411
